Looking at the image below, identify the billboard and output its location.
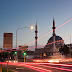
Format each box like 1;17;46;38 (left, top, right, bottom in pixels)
3;33;13;48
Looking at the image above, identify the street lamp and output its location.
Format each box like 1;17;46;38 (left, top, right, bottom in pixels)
16;26;33;61
16;26;34;48
30;26;34;30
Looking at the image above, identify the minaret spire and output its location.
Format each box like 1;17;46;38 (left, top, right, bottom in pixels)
52;17;56;52
35;21;38;50
53;17;55;27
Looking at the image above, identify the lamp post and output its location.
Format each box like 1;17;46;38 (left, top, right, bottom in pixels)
16;26;33;61
23;52;26;62
16;26;33;48
14;51;17;62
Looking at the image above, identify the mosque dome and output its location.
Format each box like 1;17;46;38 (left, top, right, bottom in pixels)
45;35;64;49
48;36;63;43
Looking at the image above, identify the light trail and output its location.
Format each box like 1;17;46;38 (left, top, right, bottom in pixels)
24;62;72;67
1;34;71;52
7;18;72;50
1;19;72;52
1;62;72;71
19;34;72;51
0;62;52;72
18;63;52;72
34;64;72;72
18;18;72;50
26;19;72;46
0;34;72;53
21;62;72;72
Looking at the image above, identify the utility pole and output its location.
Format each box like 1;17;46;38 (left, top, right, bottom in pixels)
24;55;25;62
7;60;8;72
0;63;2;72
23;52;26;62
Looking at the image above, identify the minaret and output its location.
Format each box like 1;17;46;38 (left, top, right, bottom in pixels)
35;22;38;50
52;18;56;52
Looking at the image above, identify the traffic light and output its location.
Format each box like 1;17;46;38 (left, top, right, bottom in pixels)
14;51;17;54
26;55;28;57
23;52;26;55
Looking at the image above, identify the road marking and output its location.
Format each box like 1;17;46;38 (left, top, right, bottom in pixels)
9;69;18;72
16;68;24;70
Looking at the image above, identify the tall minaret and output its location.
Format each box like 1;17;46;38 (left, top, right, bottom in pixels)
52;18;56;52
35;22;38;50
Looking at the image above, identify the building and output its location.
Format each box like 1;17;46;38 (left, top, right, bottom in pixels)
3;33;13;48
35;18;64;58
44;35;64;52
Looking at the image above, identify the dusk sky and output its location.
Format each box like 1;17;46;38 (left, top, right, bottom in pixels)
0;0;72;51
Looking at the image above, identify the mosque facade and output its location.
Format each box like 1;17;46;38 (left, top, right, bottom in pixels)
44;35;64;52
35;18;64;55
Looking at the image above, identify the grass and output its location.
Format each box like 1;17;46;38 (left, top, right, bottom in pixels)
2;68;13;72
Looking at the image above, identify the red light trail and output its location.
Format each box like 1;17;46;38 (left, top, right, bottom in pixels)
1;62;72;72
1;19;72;52
26;19;72;46
19;34;72;51
20;62;72;71
0;62;52;72
17;18;72;50
33;64;72;72
1;34;72;52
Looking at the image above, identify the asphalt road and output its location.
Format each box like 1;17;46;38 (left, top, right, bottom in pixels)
2;64;65;72
2;65;39;72
1;62;72;72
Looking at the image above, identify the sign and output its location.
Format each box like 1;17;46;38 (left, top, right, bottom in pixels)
3;33;13;48
19;45;28;51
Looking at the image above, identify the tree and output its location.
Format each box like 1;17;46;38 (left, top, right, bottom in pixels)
59;45;70;55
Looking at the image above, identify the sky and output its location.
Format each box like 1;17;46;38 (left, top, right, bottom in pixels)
0;0;72;51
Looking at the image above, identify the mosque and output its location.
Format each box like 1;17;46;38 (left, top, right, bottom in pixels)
35;18;64;58
44;35;64;52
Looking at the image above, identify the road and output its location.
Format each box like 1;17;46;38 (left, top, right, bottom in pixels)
0;62;72;72
2;65;38;72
